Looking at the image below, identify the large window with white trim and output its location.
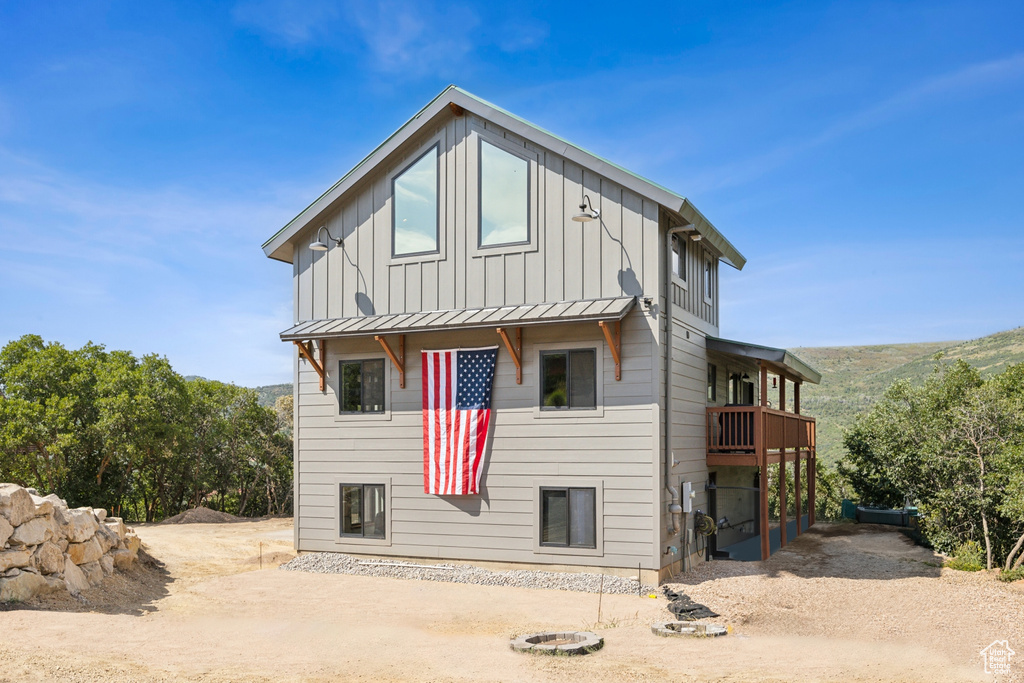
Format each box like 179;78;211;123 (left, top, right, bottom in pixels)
392;146;439;257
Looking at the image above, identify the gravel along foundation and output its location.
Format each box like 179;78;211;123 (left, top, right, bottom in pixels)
281;552;657;595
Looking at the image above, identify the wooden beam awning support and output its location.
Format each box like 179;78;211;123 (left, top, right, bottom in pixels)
294;340;327;392
496;327;522;384
374;335;406;389
598;320;622;381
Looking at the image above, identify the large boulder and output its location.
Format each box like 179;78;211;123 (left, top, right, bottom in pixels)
63;557;89;595
0;549;32;572
105;517;127;542
0;484;36;527
93;508;107;522
28;494;54;518
110;549;135;571
94;524;118;554
33;542;64;575
9;516;53;547
79;561;104;587
98;554;114;577
124;531;141;556
67;537;103;566
65;508;99;543
0;515;12;547
0;570;56;602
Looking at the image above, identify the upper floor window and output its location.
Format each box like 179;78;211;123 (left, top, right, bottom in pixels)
540;349;596;410
479;139;529;247
392;146;438;257
671;235;686;280
340;359;385;414
707;363;717;402
704;255;714;303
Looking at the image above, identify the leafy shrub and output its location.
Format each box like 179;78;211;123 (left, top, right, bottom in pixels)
998;566;1024;583
944;541;985;571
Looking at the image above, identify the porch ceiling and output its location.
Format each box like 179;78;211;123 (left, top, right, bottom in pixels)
707;336;821;384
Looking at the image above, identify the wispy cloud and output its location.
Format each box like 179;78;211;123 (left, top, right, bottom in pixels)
684;53;1024;194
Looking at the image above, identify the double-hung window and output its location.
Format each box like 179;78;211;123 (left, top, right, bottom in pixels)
340;484;386;538
540;487;597;548
540;349;596;410
339;359;385;414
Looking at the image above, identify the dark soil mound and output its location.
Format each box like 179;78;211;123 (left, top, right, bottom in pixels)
160;507;244;524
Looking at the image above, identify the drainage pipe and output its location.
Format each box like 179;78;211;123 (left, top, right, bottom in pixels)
664;224;694;541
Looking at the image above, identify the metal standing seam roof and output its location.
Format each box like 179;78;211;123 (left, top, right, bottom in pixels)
706;336;822;385
261;85;746;270
280;297;637;341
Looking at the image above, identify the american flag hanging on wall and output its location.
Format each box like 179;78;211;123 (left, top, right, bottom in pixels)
422;346;498;495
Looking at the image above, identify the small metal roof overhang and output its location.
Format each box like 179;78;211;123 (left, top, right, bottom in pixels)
280;296;637;342
706;336;822;385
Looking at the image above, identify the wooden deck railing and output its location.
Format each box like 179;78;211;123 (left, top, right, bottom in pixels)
706;406;816;465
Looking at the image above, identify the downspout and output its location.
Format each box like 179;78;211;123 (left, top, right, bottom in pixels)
664;224;693;541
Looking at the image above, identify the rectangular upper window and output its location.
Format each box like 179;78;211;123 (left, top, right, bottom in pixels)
479;139;529;247
340;483;386;538
671;235;686;280
340;359;385;414
704;255;714;303
540;349;596;410
540;487;596;548
392;145;439;257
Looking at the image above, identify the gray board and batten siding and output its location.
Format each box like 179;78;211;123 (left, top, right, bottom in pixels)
271;87;744;574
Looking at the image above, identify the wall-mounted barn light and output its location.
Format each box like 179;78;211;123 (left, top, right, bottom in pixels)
680;225;702;241
309;226;343;251
571;194;600;223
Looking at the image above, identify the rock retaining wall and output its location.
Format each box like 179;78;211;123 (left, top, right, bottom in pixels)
0;483;140;602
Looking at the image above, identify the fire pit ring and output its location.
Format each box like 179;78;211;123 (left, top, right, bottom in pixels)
509;631;604;655
651;621;727;638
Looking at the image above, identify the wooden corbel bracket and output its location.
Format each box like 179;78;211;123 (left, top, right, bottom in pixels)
374;335;406;389
496;327;522;384
294;340;327;392
598;320;622;381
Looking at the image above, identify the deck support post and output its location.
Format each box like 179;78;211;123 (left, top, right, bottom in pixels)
808;440;817;529
374;335;405;389
294;340;327;392
779;376;786;412
756;408;770;561
794;382;801;415
496;327;522;384
598;320;622;381
779;447;788;548
759;362;768;407
795;451;802;536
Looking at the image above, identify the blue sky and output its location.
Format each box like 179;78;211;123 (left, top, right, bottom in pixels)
1;1;1022;386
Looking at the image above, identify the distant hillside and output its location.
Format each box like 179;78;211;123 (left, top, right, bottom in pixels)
794;326;1024;464
256;383;292;408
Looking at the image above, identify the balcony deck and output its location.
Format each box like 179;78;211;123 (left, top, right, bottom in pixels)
705;405;817;560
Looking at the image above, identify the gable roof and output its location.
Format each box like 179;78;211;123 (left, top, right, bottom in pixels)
262;85;746;270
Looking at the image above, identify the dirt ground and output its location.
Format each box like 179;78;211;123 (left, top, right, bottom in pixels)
1;520;1021;682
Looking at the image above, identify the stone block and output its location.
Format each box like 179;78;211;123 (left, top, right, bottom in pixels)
95;524;117;554
67;537;102;565
0;515;12;547
34;542;64;575
9;516;52;547
65;508;99;543
0;484;36;527
105;517;127;542
80;561;104;587
99;554;114;576
0;549;32;572
63;557;89;595
28;494;54;518
0;570;52;602
110;549;135;571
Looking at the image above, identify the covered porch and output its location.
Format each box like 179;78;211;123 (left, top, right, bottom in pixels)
704;337;820;561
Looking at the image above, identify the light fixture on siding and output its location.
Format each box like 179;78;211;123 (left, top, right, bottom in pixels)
680;225;702;241
309;226;343;251
571;194;600;222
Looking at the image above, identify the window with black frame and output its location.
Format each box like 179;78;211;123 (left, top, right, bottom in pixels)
340;483;386;538
339;359;385;413
540;349;596;410
540;487;596;548
671;234;686;280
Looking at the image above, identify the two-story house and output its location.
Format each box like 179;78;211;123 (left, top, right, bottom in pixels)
262;86;820;583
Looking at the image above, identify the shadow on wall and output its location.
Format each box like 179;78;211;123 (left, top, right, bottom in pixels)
356;292;375;316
